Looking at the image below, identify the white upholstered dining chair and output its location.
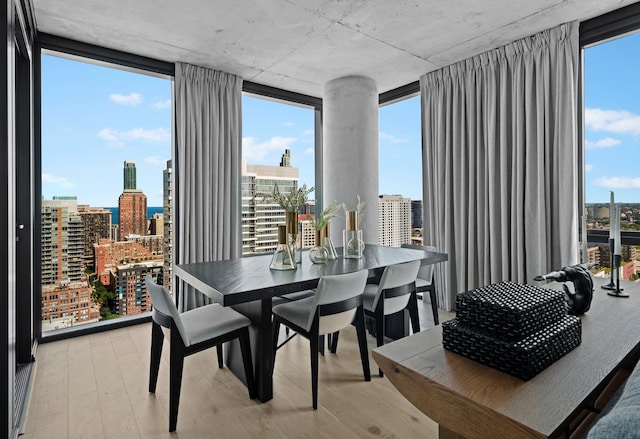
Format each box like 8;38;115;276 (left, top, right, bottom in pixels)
145;276;256;431
271;269;371;409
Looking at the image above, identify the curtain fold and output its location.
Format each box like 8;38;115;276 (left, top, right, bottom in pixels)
174;63;242;311
421;22;579;311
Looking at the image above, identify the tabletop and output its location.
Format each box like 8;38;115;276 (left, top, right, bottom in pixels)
174;244;448;306
372;278;640;439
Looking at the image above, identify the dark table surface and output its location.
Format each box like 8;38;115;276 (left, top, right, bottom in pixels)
174;244;448;305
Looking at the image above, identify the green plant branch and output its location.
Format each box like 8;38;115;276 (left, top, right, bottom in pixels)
257;183;314;212
309;201;340;231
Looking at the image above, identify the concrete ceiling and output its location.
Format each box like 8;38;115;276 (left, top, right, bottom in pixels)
32;0;638;98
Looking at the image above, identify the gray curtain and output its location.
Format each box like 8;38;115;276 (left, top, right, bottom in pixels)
174;63;242;311
421;22;579;311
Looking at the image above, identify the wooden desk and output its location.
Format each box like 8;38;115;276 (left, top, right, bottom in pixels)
175;244;448;402
372;278;640;439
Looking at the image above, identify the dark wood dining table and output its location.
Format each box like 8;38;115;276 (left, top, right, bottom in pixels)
173;244;448;402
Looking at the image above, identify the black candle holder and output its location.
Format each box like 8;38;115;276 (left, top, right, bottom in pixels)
607;254;629;298
601;238;617;291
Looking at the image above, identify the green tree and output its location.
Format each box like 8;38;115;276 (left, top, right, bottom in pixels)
91;280;116;318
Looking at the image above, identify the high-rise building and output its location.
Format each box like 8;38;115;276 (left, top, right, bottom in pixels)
119;191;148;239
41;197;98;328
123;160;137;190
78;205;112;268
118;161;147;239
41;196;84;285
378;194;412;247
114;261;163;316
411;199;423;229
163;160;173;291
241;151;299;254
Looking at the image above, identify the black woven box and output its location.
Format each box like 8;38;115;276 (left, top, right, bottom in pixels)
455;281;568;341
442;314;581;380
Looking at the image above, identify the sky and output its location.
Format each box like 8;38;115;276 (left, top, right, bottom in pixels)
584;31;640;203
42;52;423;207
42;30;638;207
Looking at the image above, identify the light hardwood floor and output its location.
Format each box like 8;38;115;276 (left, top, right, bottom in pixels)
21;300;451;439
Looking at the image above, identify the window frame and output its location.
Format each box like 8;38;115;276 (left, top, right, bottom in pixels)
579;3;640;257
35;35;325;343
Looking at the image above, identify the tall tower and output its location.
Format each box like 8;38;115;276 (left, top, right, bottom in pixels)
378;194;412;247
118;160;147;239
41;196;96;328
123;160;137;190
280;149;291;167
78;205;112;268
41;196;85;284
163;160;173;291
241;151;299;255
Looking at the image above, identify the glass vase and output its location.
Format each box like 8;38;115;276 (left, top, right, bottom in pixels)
309;230;329;264
288;233;302;264
343;229;364;259
270;225;297;270
322;236;338;260
321;224;337;259
286;211;302;264
343;210;364;259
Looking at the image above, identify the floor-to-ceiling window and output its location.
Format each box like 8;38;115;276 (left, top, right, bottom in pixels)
583;30;640;281
241;94;316;254
40;52;171;334
378;94;422;247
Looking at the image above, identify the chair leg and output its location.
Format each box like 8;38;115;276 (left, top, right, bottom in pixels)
272;319;281;359
330;331;339;354
408;291;421;334
354;308;371;381
319;335;325;356
310;332;319;409
169;331;185;432
375;308;385;377
216;344;224;368
149;321;164;393
239;328;257;399
429;287;440;325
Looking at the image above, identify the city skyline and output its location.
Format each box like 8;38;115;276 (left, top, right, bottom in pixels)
41;31;640;207
41;53;424;209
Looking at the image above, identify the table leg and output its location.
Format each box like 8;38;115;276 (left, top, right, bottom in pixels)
225;297;274;402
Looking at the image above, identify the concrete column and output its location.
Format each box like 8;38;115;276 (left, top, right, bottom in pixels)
323;76;378;245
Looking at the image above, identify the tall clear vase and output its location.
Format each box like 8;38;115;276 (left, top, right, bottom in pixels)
270;225;297;270
286;211;302;264
343;211;364;259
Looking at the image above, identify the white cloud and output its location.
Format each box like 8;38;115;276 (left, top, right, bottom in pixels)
144;156;166;166
585;107;640;136
282;122;294;127
109;92;142;106
242;136;297;163
585;137;621;149
305;147;314;155
594;176;640;189
300;129;314;137
379;131;408;144
152;99;171;109
99;127;170;146
585;164;593;172
42;173;74;188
